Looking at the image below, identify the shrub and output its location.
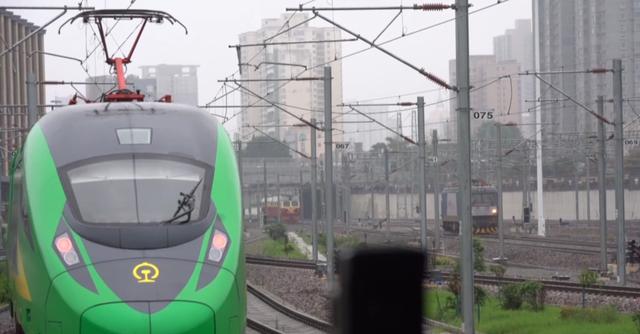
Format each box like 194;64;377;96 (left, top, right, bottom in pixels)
498;283;523;310
579;270;599;287
632;312;640;334
435;256;456;267
519;281;545;311
264;223;286;241
473;239;486;272
560;306;619;324
490;265;506;278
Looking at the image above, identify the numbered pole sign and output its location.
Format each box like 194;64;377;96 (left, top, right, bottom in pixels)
473;111;494;120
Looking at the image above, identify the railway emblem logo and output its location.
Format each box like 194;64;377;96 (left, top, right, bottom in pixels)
133;262;160;284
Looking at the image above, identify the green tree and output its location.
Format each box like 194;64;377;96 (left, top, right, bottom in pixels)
579;269;599;308
242;136;291;158
474;121;524;144
473;238;486;272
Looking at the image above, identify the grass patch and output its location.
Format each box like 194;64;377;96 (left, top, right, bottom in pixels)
245;239;307;260
434;256;456;267
301;232;362;256
560;306;619;323
424;289;637;334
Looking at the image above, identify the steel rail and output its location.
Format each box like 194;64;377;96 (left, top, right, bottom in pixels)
247;283;331;332
246;256;316;270
246;318;284;334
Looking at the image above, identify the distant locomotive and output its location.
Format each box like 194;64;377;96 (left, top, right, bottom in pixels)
441;182;499;234
262;196;300;224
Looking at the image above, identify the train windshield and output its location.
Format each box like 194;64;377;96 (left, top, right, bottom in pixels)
471;192;497;206
67;157;206;224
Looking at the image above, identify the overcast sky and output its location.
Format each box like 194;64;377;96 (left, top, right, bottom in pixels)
10;0;531;134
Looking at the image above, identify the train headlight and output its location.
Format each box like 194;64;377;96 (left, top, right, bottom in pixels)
208;230;228;262
491;208;498;214
55;233;80;266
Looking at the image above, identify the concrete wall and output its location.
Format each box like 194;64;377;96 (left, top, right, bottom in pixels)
350;189;639;221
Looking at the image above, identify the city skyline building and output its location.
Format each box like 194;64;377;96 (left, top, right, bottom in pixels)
448;55;523;139
341;105;395;151
535;0;640;136
140;64;199;105
85;65;198;105
494;19;535;137
0;9;46;174
237;13;344;158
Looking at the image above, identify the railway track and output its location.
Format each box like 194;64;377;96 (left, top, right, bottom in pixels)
247;256;640;299
246;256;317;270
246;282;330;333
478;234;615;255
350;225;612;255
431;272;640;299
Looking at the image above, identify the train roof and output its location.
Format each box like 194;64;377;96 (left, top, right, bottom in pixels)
35;102;221;168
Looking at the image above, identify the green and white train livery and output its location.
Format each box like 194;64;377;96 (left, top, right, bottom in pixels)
7;102;245;333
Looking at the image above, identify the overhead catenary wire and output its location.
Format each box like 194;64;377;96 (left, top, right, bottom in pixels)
250;125;311;159
231;81;322;130
203;0;511;111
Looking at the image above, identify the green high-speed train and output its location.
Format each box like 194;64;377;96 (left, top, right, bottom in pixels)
6;102;245;333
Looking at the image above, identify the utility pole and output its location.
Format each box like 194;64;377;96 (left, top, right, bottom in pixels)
417;98;427;253
574;154;580;222
613;59;625;285
323;66;335;285
496;124;505;260
27;72;38;128
345;153;351;232
532;0;546;237
523;143;529;212
370;167;375;220
597;96;608;272
342;152;348;227
262;159;267;228
384;147;391;242
235;137;244;224
586;150;591;223
455;0;475;332
432;129;440;255
311;118;319;264
277;173;281;223
299;169;304;223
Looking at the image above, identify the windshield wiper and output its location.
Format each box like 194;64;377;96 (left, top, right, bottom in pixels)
163;177;203;224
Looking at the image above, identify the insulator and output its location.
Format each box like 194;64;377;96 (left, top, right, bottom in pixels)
421;69;454;91
417;3;453;11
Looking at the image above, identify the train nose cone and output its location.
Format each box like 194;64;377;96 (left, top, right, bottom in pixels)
81;302;214;334
149;302;215;334
82;302;150;334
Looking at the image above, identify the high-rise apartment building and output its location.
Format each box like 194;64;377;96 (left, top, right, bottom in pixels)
342;106;395;151
140;65;199;105
85;75;115;102
494;19;535;136
237;13;343;157
0;9;46;174
536;0;640;135
448;56;522;139
86;65;198;105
